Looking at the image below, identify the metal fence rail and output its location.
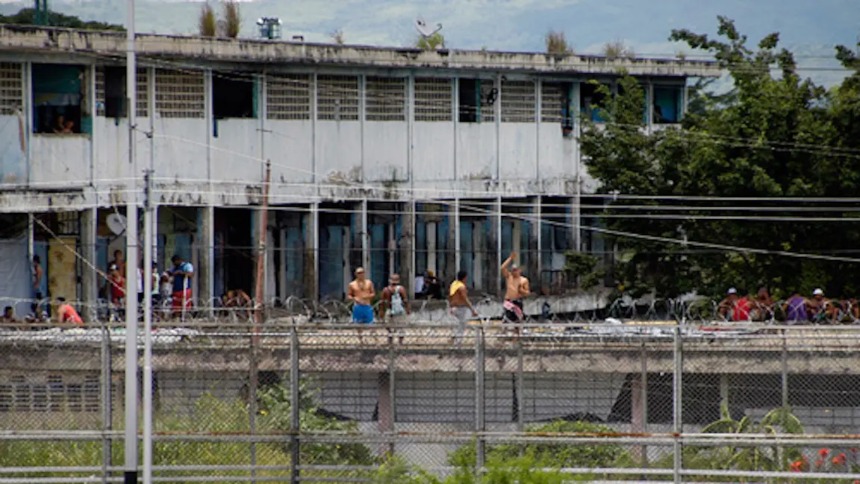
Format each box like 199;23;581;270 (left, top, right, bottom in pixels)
2;320;860;482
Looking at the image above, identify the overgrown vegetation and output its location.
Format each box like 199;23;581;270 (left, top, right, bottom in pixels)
545;30;573;57
416;32;445;51
198;3;216;37
0;7;124;30
602;39;635;60
581;16;860;298
222;0;241;38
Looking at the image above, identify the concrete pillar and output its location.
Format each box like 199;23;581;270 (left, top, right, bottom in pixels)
197;206;214;316
631;375;647;461
450;199;459;276
492;197;502;296
529;197;541;295
399;201;415;298
80;207;98;322
304;203;319;301
360;199;369;274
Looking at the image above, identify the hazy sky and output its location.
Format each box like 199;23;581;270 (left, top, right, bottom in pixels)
3;0;856;84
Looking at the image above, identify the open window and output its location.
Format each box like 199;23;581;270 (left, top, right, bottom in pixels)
580;81;608;123
103;66;127;118
32;64;88;134
213;75;256;119
653;86;682;124
458;79;479;122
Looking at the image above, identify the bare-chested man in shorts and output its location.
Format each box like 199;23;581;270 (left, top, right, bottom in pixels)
500;252;531;325
347;267;376;324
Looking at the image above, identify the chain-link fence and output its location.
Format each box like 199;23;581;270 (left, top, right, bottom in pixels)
2;303;860;482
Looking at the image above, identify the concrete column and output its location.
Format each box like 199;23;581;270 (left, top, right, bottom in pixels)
304;203;319;301
80;207;98;322
360;199;369;273
571;82;582;253
450;199;460;276
400;201;415;298
197;206;214;316
493;197;502;296
529;197;541;294
631;375;646;460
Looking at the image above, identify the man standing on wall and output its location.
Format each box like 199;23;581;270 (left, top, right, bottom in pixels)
347;267;375;325
449;270;478;343
380;273;410;344
501;252;531;326
169;254;194;319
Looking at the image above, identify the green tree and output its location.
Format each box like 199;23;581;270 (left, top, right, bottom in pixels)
581;17;860;298
0;8;123;30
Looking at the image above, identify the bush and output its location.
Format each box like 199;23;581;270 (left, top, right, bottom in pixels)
449;419;629;472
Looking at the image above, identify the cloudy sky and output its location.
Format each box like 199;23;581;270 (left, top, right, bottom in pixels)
2;0;856;84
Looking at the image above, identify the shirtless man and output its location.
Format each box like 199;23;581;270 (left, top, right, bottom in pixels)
500;252;531;324
347;267;376;324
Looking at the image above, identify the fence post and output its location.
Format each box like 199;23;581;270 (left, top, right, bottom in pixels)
516;335;524;433
101;320;112;484
475;325;485;480
672;322;683;484
290;324;300;484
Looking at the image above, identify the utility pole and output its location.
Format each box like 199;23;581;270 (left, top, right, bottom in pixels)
142;169;154;484
250;159;271;482
123;0;139;483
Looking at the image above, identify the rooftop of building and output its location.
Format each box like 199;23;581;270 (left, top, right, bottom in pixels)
0;24;720;78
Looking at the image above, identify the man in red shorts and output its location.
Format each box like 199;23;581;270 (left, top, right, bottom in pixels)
169;254;194;319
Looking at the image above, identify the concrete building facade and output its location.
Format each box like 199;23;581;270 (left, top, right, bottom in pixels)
0;26;719;309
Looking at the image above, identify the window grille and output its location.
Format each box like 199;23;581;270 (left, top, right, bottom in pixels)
316;74;359;121
0;374;100;413
155;69;204;118
501;80;536;123
541;82;563;123
95;67;105;116
365;76;405;121
414;78;452;122
266;73;311;120
0;62;22;115
480;80;496;123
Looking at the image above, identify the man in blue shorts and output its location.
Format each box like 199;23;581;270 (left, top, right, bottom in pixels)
347;267;376;324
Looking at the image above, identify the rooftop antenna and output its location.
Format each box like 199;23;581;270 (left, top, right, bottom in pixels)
415;17;443;47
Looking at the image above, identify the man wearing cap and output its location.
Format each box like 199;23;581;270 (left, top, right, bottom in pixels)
501;252;531;324
808;288;833;324
169;255;194;317
347;267;376;324
718;287;750;321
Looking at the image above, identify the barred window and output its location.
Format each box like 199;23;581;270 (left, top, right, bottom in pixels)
155;69;204;118
0;62;22;115
541;82;563;123
97;67;150;118
317;74;358;121
365;76;405;121
266;73;310;120
136;70;149;117
501;80;536;123
480;80;496;123
0;374;100;413
414;78;452;122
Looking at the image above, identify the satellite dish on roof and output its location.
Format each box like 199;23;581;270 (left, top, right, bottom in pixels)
106;213;127;236
415;18;442;39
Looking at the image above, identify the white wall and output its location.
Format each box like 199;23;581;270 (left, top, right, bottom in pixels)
413;123;454;183
363;122;407;182
211;119;261;184
456;123;495;180
29;135;90;187
316;121;361;182
499;123;537;180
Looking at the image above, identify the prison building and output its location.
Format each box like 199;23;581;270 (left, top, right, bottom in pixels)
0;25;718;310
